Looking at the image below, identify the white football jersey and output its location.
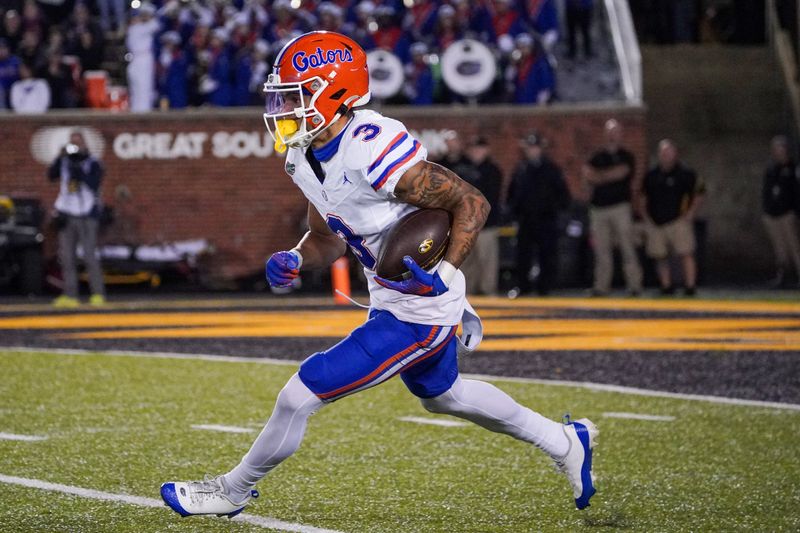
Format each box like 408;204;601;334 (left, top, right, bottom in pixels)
285;109;466;326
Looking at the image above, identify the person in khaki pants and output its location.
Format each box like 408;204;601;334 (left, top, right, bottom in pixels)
459;136;505;295
642;139;705;295
761;135;800;288
584;119;643;296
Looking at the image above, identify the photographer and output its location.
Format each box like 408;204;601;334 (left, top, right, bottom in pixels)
47;131;106;307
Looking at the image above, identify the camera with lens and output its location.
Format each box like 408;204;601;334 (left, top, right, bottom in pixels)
64;143;89;190
65;143;88;163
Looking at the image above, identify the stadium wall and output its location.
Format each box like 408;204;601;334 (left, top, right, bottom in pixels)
0;105;647;281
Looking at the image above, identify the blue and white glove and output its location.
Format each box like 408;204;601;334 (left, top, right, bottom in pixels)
266;250;302;288
374;256;455;297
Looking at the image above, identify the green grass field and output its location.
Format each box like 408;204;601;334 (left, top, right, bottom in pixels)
1;349;799;532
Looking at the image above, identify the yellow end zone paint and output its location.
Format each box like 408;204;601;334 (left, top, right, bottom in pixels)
2;301;798;351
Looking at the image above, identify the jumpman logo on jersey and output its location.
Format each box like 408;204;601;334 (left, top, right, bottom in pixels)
342;173;353;185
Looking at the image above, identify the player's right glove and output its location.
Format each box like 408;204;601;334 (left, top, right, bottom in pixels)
266;250;302;288
374;256;454;297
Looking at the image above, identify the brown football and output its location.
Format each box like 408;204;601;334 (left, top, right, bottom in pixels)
376;208;452;280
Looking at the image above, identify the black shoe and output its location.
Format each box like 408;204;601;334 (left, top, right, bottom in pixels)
659;285;675;295
684;286;696;296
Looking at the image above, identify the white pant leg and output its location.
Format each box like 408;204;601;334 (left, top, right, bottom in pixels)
420;376;569;458
223;374;324;501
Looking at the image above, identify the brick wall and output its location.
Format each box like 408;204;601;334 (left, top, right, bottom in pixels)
0;105;647;280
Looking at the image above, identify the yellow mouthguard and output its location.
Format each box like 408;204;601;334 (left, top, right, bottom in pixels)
274;119;299;154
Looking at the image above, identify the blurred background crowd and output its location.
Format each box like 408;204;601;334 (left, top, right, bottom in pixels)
2;0;795;113
0;0;573;112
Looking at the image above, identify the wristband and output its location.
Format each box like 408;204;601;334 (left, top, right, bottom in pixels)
289;249;303;269
437;261;457;287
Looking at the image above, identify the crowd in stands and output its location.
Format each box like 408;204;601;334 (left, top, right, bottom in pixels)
0;0;573;113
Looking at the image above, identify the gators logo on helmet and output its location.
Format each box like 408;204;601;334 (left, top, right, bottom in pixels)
263;32;371;152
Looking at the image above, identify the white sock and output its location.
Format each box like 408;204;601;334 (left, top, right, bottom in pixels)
420;377;569;458
222;373;324;502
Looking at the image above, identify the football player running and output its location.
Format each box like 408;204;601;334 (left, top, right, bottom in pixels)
161;31;598;519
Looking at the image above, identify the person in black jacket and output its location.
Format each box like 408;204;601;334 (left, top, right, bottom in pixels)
762;135;800;287
48;131;106;307
508;132;571;296
458;136;505;295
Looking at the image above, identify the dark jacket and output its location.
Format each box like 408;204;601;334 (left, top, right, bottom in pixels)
762;160;799;217
509;156;570;221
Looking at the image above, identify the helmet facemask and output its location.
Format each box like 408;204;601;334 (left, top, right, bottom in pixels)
263;73;337;153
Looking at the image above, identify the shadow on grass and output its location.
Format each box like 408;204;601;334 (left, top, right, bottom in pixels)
581;505;632;529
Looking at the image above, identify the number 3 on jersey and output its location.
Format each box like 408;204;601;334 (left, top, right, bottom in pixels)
326;215;376;269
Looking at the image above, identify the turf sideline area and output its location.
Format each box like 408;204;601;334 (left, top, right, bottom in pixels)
5;346;799;411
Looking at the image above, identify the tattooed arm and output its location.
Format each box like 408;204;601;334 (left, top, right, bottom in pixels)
393;160;490;270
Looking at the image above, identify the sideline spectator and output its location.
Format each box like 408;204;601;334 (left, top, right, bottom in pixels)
489;0;527;43
435;129;475;181
507;33;554;104
247;39;270;105
16;29;43;70
566;0;593;59
525;0;559;52
403;41;434;105
460;136;505;295
1;10;23;51
157;31;188;109
642;139;705;295
40;49;78;108
48;131;106;308
584;119;642;296
10;61;49;113
509;132;571;296
0;38;20;108
761;135;800;288
126;3;159;112
432;4;463;51
205;27;233;106
66;2;104;71
97;0;127;36
21;0;46;39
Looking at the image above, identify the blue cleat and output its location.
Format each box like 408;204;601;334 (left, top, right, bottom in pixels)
160;475;258;518
554;417;599;510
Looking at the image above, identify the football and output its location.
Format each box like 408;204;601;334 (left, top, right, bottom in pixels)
376;208;452;280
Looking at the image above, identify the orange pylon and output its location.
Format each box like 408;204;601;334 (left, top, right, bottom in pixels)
331;257;351;305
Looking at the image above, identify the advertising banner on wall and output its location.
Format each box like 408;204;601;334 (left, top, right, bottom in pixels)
1;107;646;281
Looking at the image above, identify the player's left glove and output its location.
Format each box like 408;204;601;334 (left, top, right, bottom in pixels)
374;256;455;297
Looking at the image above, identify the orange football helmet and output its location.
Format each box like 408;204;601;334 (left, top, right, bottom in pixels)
263;31;371;151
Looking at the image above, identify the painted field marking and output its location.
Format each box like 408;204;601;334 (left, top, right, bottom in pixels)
0;432;47;442
0;473;343;533
602;412;676;422
398;416;468;428
4;347;800;411
191;424;255;434
461;372;800;412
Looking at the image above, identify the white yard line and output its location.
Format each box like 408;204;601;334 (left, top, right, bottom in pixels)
0;432;47;442
601;412;676;421
397;416;468;428
0;474;344;533
4;346;800;411
191;424;255;434
460;372;800;412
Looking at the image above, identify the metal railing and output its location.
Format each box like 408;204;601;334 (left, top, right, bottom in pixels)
603;0;642;104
